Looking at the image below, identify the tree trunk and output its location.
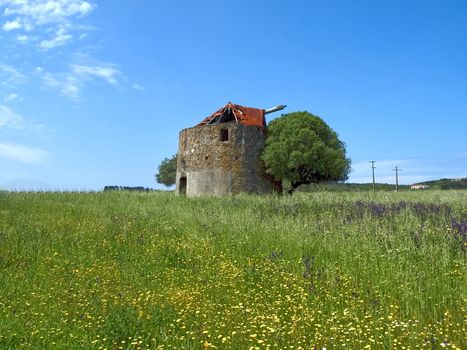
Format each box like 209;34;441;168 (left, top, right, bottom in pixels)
262;172;283;194
287;181;302;195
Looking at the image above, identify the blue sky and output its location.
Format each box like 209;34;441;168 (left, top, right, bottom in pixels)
0;0;466;190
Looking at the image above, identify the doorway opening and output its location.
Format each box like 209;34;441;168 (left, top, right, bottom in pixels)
179;176;187;195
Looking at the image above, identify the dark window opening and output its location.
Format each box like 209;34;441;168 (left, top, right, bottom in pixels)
220;129;229;141
179;177;187;195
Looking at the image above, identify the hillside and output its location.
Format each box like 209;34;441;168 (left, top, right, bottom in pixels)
416;177;467;190
299;177;467;192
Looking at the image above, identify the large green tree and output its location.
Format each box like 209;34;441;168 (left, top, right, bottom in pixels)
262;111;351;194
155;154;177;187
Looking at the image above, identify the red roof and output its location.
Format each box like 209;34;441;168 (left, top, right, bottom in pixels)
197;102;266;127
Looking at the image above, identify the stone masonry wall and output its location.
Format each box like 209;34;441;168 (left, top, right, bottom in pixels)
175;123;276;196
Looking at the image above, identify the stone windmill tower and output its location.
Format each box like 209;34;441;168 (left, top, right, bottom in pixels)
175;102;285;196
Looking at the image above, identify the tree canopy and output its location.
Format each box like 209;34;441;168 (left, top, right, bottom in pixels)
262;111;351;194
155;154;177;187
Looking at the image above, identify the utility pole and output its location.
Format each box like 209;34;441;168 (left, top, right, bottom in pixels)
369;161;376;192
393;166;401;192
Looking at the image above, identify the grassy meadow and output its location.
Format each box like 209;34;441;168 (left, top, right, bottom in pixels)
0;190;465;349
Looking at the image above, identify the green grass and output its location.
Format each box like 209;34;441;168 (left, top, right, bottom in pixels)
0;191;465;349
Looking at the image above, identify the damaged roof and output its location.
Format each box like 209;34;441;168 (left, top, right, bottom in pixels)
197;102;266;128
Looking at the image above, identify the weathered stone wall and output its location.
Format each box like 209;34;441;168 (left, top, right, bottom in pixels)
175;123;277;196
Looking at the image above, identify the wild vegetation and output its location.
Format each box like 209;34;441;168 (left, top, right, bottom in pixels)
0;190;465;349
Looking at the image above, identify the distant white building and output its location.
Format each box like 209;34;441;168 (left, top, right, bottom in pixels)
410;184;429;190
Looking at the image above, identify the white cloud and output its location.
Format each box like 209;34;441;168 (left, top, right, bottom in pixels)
38;27;71;49
16;33;29;42
2;0;95;25
0;104;46;135
132;83;145;92
41;71;80;98
72;64;121;85
0;104;24;128
0;142;48;164
3;92;21;102
38;63;123;98
2;18;21;31
1;2;132;99
0;64;26;86
0;0;96;49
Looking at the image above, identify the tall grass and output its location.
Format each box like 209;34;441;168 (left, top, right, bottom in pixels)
0;190;465;349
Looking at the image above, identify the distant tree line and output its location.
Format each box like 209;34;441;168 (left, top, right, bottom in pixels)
103;186;156;192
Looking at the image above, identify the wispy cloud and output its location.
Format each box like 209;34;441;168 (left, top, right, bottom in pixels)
40;70;80;98
0;64;26;87
0;142;48;164
2;0;94;25
0;106;48;165
38;63;123;98
72;64;121;85
1;2;132;100
0;104;45;134
2;18;21;31
132;83;145;92
0;0;96;49
0;104;23;128
3;92;22;102
16;34;30;43
38;27;72;49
